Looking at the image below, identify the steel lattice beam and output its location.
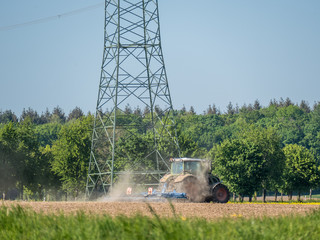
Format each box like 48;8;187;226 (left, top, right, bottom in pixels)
86;0;180;199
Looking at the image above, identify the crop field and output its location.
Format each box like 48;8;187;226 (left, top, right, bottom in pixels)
1;201;320;239
1;201;319;219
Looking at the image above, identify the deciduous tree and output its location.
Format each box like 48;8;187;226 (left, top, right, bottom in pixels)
282;144;320;201
51;116;93;198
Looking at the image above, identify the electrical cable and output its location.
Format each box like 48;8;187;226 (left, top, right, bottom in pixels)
0;2;104;31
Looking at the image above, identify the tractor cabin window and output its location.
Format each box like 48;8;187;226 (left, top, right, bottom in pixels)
171;161;183;174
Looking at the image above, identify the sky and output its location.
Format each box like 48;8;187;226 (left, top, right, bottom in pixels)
0;0;319;116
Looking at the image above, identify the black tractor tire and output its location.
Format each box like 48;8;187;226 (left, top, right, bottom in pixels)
212;184;230;203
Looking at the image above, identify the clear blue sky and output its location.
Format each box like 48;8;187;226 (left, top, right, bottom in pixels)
1;0;319;115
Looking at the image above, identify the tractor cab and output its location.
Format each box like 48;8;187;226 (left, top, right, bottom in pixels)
170;158;210;175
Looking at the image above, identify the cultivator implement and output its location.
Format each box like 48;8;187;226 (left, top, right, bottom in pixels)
141;183;187;200
104;183;187;202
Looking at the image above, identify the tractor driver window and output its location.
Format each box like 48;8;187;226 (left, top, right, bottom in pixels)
171;161;183;174
184;162;200;174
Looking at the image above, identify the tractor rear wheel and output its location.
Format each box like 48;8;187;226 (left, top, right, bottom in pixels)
212;184;230;203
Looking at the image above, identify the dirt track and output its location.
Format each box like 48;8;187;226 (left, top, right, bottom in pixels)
2;201;320;220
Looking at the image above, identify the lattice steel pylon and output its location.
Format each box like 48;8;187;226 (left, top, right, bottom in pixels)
86;0;180;199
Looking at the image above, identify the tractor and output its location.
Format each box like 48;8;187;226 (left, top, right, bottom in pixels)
159;158;230;203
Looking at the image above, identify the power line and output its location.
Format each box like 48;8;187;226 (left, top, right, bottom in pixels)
0;2;104;31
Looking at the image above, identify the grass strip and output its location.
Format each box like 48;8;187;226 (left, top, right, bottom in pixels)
1;204;320;240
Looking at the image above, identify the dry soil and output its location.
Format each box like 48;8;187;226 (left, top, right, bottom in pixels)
1;201;319;220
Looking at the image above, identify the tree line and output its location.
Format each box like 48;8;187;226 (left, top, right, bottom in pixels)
1;98;320;201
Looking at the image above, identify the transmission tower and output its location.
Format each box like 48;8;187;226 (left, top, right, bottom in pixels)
86;0;180;198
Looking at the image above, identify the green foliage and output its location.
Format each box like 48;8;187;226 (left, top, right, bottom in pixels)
2;99;320;199
176;114;225;150
302;105;320;160
235;123;286;191
15;119;43;196
22;186;33;201
239;106;263;124
210;124;285;196
274;105;306;145
282;144;320;194
35;122;62;146
0;122;19;194
1;205;320;239
67;107;84;121
178;133;206;158
0;120;47;199
114;133;152;171
210;138;263;196
51;116;93;197
0;110;18;123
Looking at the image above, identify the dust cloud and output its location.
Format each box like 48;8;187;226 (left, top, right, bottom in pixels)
98;172;140;202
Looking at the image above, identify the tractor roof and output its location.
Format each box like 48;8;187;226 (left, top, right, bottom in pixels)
170;158;209;162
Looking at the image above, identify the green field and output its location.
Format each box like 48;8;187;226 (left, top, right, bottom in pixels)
1;205;320;240
311;194;320;199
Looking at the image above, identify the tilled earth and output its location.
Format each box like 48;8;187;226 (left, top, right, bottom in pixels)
1;201;320;220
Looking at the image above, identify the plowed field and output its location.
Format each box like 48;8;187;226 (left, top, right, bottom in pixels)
2;201;320;220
